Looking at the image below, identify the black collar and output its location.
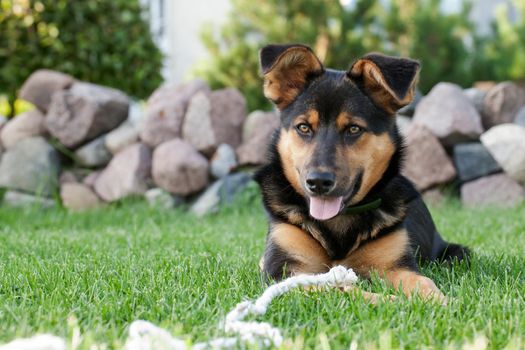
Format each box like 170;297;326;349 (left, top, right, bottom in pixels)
341;198;382;215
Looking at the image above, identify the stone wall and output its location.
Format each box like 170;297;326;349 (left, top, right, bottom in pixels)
400;82;525;207
0;70;524;213
0;70;278;214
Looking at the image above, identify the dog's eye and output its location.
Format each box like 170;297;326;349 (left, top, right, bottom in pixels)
296;123;312;135
347;125;362;135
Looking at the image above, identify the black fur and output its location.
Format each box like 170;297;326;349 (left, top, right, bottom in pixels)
259;44;320;74
353;53;420;101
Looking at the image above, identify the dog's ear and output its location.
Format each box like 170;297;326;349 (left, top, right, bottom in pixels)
348;53;420;114
260;44;324;110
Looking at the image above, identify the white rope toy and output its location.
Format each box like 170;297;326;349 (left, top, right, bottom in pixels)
0;266;358;350
125;265;358;350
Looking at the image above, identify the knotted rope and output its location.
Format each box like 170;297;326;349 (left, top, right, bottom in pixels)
126;266;357;349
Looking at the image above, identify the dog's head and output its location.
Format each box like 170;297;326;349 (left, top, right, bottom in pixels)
260;44;419;221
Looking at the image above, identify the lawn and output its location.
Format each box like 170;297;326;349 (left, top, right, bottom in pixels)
0;189;524;349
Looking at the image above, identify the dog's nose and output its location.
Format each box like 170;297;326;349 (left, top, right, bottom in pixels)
306;172;336;195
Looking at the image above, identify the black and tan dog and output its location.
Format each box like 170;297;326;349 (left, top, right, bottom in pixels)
254;44;469;302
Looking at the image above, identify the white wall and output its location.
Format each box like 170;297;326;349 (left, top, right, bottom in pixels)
163;0;231;84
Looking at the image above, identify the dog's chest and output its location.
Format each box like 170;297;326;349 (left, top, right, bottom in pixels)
300;215;361;260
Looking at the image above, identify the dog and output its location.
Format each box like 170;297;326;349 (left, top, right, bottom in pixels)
254;44;469;303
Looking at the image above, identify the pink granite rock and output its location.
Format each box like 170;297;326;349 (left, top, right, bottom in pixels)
413;83;483;146
61;182;103;210
94;143;151;201
0;110;46;148
461;173;525;207
152;138;209;195
140;80;210;147
19;69;75;112
482;82;525;129
46;82;129;148
480;123;525;184
236;110;279;166
182;88;246;156
402;124;457;191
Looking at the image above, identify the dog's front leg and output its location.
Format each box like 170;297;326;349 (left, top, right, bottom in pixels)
261;222;331;281
384;269;447;304
338;228;446;304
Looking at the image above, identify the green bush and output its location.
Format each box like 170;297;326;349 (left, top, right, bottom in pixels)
0;0;163;114
195;0;524;111
471;0;525;83
382;0;475;92
194;0;385;111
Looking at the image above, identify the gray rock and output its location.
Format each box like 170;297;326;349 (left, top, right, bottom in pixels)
140;80;210;148
60;182;103;211
220;172;252;203
2;190;56;208
211;143;237;178
190;179;223;216
480;123;525;184
0;109;46;148
396;115;412;137
94;143;152;201
453;142;501;182
413;82;483;146
19;69;75;112
0;115;7;129
59;170;79;185
181;91;214;154
190;172;253;216
182;88;246;156
105;121;139;155
242;110;280;141
127;101;145;126
46;82;129;148
152;138;209;196
514;106;525;127
0;137;60;195
237;111;280;166
461;173;525;207
463;87;486;113
482;82;525;129
402;124;457;191
208;88;246;148
74;135;112;168
82;170;101;188
145;188;184;209
398;88;422;117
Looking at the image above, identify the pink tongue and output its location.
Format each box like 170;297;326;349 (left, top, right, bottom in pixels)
309;196;343;221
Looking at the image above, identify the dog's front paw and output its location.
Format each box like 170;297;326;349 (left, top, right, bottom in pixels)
413;276;448;306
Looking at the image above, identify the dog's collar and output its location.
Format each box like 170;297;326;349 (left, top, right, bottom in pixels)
341;198;382;215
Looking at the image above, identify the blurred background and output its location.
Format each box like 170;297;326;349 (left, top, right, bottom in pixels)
2;0;524;113
0;0;524;211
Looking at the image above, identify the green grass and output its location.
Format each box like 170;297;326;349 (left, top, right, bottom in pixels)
0;191;524;349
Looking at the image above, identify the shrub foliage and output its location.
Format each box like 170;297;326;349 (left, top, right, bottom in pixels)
196;0;525;111
0;0;163;111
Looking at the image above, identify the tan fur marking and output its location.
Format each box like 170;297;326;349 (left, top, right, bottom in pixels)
350;59;417;114
277;128;316;196
335;112;367;132
334;229;409;277
270;223;330;274
263;47;323;110
342;132;395;204
385;269;446;304
306;110;319;131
